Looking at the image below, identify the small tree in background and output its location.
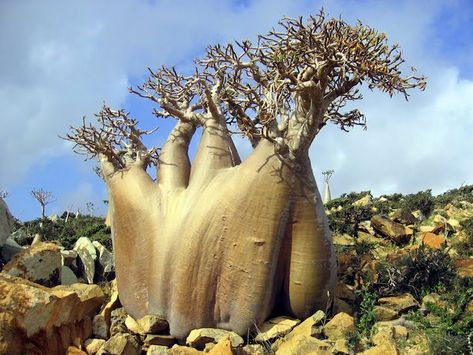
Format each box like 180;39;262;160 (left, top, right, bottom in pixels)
322;169;334;204
31;188;55;220
0;189;8;199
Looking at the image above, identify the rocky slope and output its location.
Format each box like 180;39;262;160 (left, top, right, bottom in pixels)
0;186;472;354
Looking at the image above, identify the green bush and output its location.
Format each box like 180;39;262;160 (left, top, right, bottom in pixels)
434;184;473;207
13;215;111;250
327;205;374;237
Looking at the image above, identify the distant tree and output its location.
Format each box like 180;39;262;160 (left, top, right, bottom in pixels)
0;190;8;199
322;170;334;204
31;188;55;219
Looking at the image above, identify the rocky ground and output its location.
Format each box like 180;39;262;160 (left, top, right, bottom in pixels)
0;186;472;354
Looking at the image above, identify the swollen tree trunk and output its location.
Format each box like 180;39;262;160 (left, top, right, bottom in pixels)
105;120;336;338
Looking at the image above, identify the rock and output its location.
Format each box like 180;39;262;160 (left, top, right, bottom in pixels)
147;345;170;354
84;338;106;355
333;338;350;354
420;293;446;313
110;308;128;336
333;298;353;316
361;343;399;355
144;334;176;347
374;306;398;321
358;220;376;235
447;218;460;229
67;346;88;354
254;316;301;342
0;197;14;248
208;337;233;355
10;228;32;246
0;273;103;354
391;209;417;225
31;233;42;246
137;314;169;334
323;312;355;340
93;240;115;281
168;345;202;354
371;215;411;244
284;310;325;342
74;237;97;284
453;258;473;277
96;333;141;355
421;232;446;249
275;334;332;354
353;194;372;207
332;233;355;246
53;283;105;319
61;265;79;285
335;282;356;301
3;241;62;287
61;249;79;270
377;293;419;315
1;237;24;262
186;328;243;350
125;315;142;334
93;314;109;339
100;279;120;327
239;344;266;354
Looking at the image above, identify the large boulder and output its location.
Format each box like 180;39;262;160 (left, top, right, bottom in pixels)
371;215;412;244
0;197;14;248
93;240;115;281
73;237;97;283
3;242;62;287
1;238;25;262
0;273;104;354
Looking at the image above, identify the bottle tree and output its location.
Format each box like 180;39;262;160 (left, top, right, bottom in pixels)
65;10;425;338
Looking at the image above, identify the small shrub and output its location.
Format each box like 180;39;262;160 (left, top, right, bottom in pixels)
354;285;378;340
401;190;434;217
434;184;473;207
327;205;374;237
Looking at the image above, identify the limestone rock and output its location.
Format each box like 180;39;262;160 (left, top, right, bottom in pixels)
208;337;233;355
125;315;142;334
74;237;97;284
421;232;446;249
144;334;176;347
93;240;115;281
254;316;301;342
377;293;419;314
96;333;141;355
100;279;120;327
360;342;399;355
374;306;398;321
147;345;170;354
84;338;106;355
275;334;332;354
371;215;411;244
3;241;62;287
239;344;266;354
110;307;128;336
333;298;354;316
335;282;356;301
391;209;417;225
453;258;473;277
137;314;169;334
93;314;109;339
67;346;87;354
1;237;24;262
61;249;79;270
61;265;79;285
0;197;14;248
332;233;355;246
168;345;202;354
323;312;355;340
353;194;372;207
186;328;243;350
0;273;103;354
284;310;325;342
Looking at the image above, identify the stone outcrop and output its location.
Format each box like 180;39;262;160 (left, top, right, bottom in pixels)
3;242;62;287
0;273;104;354
0;197;14;248
74;237;97;284
371;215;412;244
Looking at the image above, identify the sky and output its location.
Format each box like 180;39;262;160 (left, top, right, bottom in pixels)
0;0;472;220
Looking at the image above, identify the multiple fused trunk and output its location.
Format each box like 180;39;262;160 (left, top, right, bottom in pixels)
104;118;336;338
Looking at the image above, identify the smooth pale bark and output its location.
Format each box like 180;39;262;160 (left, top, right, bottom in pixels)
105;124;336;338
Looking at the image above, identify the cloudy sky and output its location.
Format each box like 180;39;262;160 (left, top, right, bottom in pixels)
1;0;472;220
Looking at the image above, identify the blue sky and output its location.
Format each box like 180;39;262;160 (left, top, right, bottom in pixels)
1;0;472;220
